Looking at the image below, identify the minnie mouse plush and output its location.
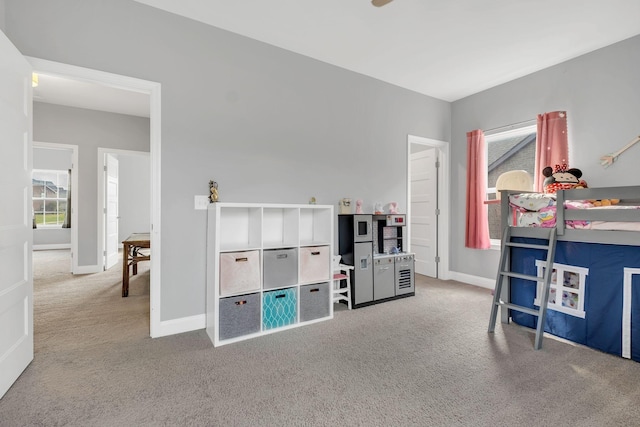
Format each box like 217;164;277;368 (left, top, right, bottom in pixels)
542;164;586;194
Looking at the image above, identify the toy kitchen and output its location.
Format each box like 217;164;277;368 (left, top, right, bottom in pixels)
338;214;415;308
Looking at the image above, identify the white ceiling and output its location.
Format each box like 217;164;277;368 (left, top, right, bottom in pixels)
33;74;150;118
33;0;640;116
133;0;640;102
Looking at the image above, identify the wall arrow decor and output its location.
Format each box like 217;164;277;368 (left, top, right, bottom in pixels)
600;135;640;168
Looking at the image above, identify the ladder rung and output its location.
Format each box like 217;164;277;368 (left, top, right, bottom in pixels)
505;241;551;250
496;301;541;317
500;271;543;282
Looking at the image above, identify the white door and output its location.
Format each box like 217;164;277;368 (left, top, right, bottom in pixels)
0;30;33;399
410;148;438;277
105;154;119;270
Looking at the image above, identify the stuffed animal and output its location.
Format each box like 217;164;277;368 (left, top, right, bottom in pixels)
542;164;619;206
588;198;620;207
542;164;585;194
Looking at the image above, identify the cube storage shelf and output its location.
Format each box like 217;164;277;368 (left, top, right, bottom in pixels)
206;203;334;347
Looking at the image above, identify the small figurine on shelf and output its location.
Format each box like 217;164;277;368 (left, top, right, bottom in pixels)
339;198;351;214
355;199;363;214
388;201;398;214
374;202;384;215
209;180;219;203
309;196;317;205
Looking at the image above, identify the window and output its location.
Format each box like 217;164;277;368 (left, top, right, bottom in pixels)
32;169;68;228
485;125;536;243
534;261;588;318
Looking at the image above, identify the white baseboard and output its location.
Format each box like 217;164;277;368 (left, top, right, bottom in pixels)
438;269;451;281
448;271;495;290
73;265;100;274
146;274;492;339
153;314;206;338
33;243;71;251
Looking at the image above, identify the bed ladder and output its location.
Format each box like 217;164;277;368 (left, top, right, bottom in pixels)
488;226;557;350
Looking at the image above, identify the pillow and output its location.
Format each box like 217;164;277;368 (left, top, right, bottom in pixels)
509;193;556;211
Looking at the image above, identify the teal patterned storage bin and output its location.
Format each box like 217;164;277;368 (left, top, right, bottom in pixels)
262;287;297;330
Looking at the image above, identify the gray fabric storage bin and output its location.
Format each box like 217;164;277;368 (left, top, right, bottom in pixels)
219;293;261;341
299;282;330;322
263;248;298;289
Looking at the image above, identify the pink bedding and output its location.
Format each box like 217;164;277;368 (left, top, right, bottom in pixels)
510;195;640;231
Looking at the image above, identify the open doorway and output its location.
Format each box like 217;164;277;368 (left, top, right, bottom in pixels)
407;135;450;280
98;149;151;272
28;57;162;337
32;142;78;273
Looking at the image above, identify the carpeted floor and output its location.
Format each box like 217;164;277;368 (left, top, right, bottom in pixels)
2;249;640;426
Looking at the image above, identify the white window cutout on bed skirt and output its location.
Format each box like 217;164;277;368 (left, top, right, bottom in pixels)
622;268;640;359
534;261;588;319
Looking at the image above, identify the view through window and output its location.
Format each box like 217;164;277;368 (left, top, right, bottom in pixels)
33;169;68;228
486;125;537;243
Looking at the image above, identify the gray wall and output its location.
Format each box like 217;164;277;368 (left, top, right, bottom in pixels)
117;154;150;243
33;227;70;247
6;0;450;321
33;146;73;247
0;0;5;33
451;35;640;280
34;146;72;170
33;102;150;266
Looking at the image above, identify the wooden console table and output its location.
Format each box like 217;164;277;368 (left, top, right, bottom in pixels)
122;233;150;297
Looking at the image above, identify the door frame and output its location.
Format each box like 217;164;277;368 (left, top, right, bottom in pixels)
97;148;150;271
32;141;79;272
407;135;450;280
28;57;162;338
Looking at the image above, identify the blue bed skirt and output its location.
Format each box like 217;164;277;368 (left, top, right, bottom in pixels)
510;239;640;361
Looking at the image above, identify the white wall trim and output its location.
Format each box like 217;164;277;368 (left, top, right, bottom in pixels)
155;314;206;338
33;141;79;273
449;271;496;289
407;135;451;281
33;244;71;251
149;82;162;338
96;147;151;158
27;57;162;339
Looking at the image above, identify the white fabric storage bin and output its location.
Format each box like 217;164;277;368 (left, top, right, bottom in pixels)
219;250;261;296
299;246;330;284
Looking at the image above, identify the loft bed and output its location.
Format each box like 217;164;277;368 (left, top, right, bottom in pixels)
501;185;640;245
498;186;640;361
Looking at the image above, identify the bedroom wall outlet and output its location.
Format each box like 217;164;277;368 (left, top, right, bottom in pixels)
194;195;209;210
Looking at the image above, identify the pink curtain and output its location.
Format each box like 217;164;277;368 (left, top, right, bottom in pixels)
465;129;490;249
534;111;569;192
